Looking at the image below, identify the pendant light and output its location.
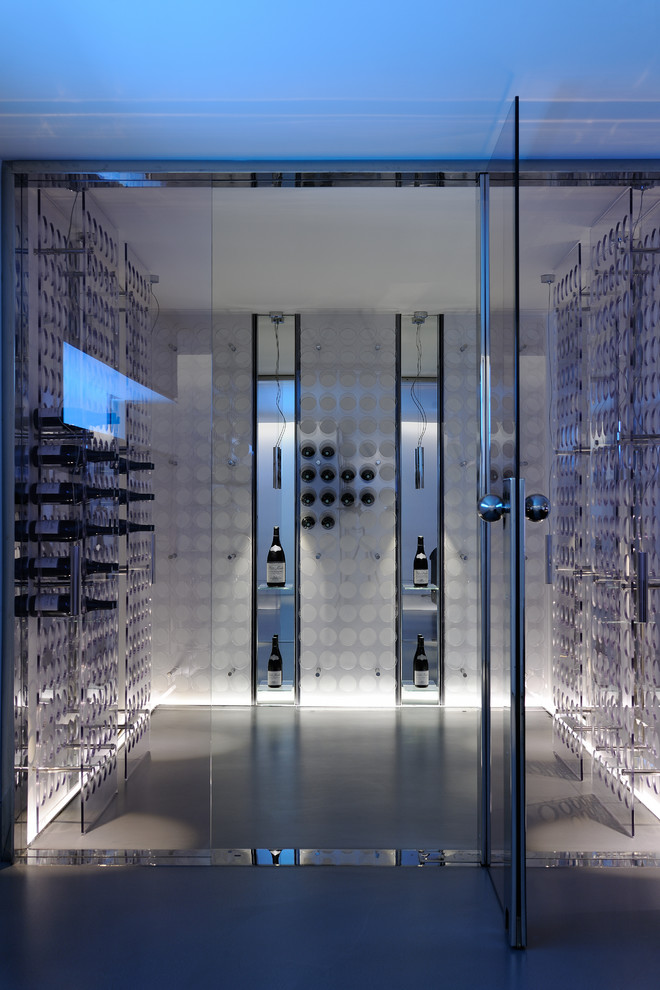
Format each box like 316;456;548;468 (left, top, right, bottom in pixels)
270;312;286;489
411;311;428;489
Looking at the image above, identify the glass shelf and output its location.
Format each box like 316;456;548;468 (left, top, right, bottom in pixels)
401;681;439;703
257;583;295;594
402;583;439;592
256;681;295;704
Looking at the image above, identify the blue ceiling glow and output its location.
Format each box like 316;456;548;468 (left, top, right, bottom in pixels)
1;1;659;159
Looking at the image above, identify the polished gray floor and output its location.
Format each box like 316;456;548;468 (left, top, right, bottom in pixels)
1;864;660;989
32;706;480;854
8;706;660;986
31;705;660;859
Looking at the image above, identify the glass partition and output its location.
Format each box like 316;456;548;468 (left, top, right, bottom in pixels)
13;175;215;859
480;97;526;946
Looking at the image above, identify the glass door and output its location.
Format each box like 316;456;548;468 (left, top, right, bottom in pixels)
478;97;526;947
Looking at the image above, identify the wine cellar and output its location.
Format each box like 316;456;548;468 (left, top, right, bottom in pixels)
7;167;660;875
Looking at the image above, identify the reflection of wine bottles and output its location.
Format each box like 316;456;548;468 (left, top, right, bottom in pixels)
301;515;316;530
413;635;429;688
430;547;438;603
301;466;316;483
360;490;375;506
320;443;335;459
30;482;116;504
266;526;286;586
15;593;117;616
413;536;429;587
340;491;355;507
320;515;335;530
300;442;316;459
15;557;119;580
32;410;88;433
301;491;316;506
320;466;335;482
31;445;116;468
360;466;375;482
320;490;335;506
267;634;283;688
340;466;355;483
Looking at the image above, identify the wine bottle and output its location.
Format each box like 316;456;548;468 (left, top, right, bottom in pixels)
413;535;429;587
301;491;316;506
413;634;429;688
94;520;155;537
340;466;355;483
360;466;375;482
360;490;375;506
15;519;84;542
119;457;155;473
301;466;316;483
31;444;117;468
320;466;335;482
267;634;283;688
30;482;117;504
320;515;335;530
266;526;286;586
15;557;119;580
15;593;117;616
320;490;335;506
118;489;155;504
301;515;316;530
340;491;355;506
320;443;335;459
300;442;316;459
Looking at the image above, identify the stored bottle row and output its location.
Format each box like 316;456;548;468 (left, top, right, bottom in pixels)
15;593;117;616
15;557;119;580
16;482;155;505
28;444;153;473
15;519;154;541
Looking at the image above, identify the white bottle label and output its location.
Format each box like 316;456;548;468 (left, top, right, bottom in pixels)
413;566;428;585
35;520;60;535
267;562;285;584
35;594;61;612
414;668;429;688
268;668;283;688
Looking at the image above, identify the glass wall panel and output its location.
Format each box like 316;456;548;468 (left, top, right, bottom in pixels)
298;314;398;707
14;176;214;859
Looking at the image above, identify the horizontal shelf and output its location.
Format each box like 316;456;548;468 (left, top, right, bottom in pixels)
401;681;439;703
257;584;295;594
256;680;295;704
402;584;439;592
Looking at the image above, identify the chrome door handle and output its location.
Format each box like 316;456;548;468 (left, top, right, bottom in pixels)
524;493;550;522
477;493;509;522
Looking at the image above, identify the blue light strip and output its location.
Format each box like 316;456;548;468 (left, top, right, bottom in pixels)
63;342;171;438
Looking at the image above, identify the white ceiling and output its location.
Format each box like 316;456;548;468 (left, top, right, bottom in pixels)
78;182;645;316
1;2;660;161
